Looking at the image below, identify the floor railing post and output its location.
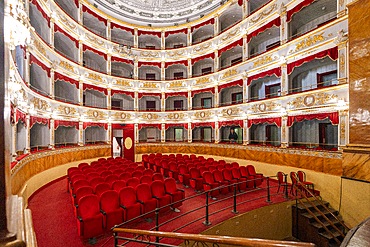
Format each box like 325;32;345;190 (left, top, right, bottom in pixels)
266;177;271;203
284;173;289;199
114;232;118;247
232;184;238;214
155;208;159;243
203;192;211;226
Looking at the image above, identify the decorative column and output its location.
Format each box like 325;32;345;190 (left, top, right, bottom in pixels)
214;50;219;72
187;58;192;78
107;123;112;144
134;91;139;111
78;121;84;146
338;109;349;150
242;34;248;61
337;0;347;17
187;27;192;46
188;122;192;143
243;119;249;145
336;30;348;84
161;92;165;112
242;0;249;19
50;19;55;48
25;114;30;153
11;123;17;161
214;15;219;36
134;28;138;48
161;30;165;49
78;40;83;65
25;50;30;86
134;123;139;144
49;119;55;149
161;61;165;80
161;123;165;142
243;74;248;102
107;54;111;75
79;80;84;106
107;88;111;110
107;20;111;41
214;85;219;108
215;121;219;143
134;57;139;79
50;69;55;99
279;4;288;45
280;115;288;148
188;91;192;110
280;62;288;96
78;0;83;24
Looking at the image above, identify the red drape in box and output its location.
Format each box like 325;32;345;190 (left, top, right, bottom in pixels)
54;25;78;47
287;47;338;74
165;123;188;129
165;60;188;68
165;92;188;98
219;120;244;128
248;117;282;128
191;18;215;32
165;28;188;37
16;110;27;126
247;17;281;42
111;56;134;65
54;72;79;89
111;89;134;98
191;87;215;97
247;67;281;85
137;30;161;38
83;122;108;130
218;39;243;55
137;92;161;98
82;44;107;60
82;5;107;25
30;54;51;77
54;120;79;130
238;0;244;6
218;79;243;91
30;116;50;128
138;61;162;68
191;122;215;129
110;22;134;34
191;53;215;64
30;0;50;27
287;112;339;127
138;123;162;130
287;0;316;22
73;0;79;7
83;84;108;95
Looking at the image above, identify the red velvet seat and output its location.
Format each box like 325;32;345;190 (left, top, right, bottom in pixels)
212;170;230;193
94;183;111;197
100;190;124;229
126;177;140;188
160;160;170;177
164;178;185;209
78;162;90;171
71;179;90;198
141;154;149;168
89;177;105;189
119;172;131;182
297;170;314;195
69;175;87;193
136;184;157;218
151;181;171;212
277;172;288;193
246;165;264;187
152;173;164;182
202;171;220;198
77;194;104;239
178;165;190;187
74;185;94;206
135;166;146;171
112;180;126;192
231;168;248;191
189;168;203;192
168;162;179;181
132;170;143;178
140;175;153;185
105;174;119;187
100;170;112;178
119;187;141;221
143;169;154;177
199;166;208;175
222;169;238;187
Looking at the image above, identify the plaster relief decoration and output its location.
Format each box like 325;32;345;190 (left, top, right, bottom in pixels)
250;102;280;113
140;51;160;58
221;28;239;41
194;77;210;86
141;82;159;89
167;50;185;59
287;93;337;109
32;39;47;57
114;112;131;120
59;61;75;73
193;42;211;53
141;113;159;120
294;32;325;52
31;97;50;111
250;3;277;24
86;110;106;120
87;73;103;82
56;106;77;116
167;81;185;88
85;33;105;46
349;108;370;127
115;79;132;87
221;68;237;79
57;13;77;30
193;111;212;119
113;44;132;55
221;107;241;117
167;112;185;120
252;55;276;68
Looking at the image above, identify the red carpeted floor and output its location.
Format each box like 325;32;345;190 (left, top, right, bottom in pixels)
28;177;291;247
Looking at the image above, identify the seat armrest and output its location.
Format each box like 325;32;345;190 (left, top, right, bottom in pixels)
77;216;83;222
100;209;106;215
137;200;144;204
120;204;127;209
178;189;185;192
152;196;159;199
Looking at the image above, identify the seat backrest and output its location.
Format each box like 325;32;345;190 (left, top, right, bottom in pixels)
89;176;104;184
178;165;188;174
199;166;208;175
140;175;153;184
135;166;146;171
151;180;166;197
203;171;215;183
100;170;112;178
79;194;100;218
164;178;178;194
239;166;248;177
136;183;152;201
169;162;178;171
231;168;242;179
224;163;233;169
119;172;131;181
94;183;111;197
189;168;201;178
247;165;257;176
297;171;306;182
119;186;138;206
112;180;126;192
132;170;143;178
126;177;140;188
143;169;154;176
277;172;285;183
68;167;80;177
152;173;164;182
71;174;87;184
78;162;90;170
105;174;119;183
100;190;120;211
75;186;94;203
222;169;233;180
213;170;224;182
72;179;90;190
290;172;298;184
231;162;239;168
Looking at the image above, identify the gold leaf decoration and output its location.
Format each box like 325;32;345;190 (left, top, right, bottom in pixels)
141;82;159;88
193;42;211;53
142;113;159;120
85;33;104;45
59;61;75;72
167;50;185;58
167;113;185;120
57;13;77;30
116;80;132;87
33;40;47;57
288;93;337;109
86;110;106;119
250;4;277;24
87;73;103;82
140;51;160;58
221;69;237;79
193;111;212;119
114;112;131;120
250;102;280;113
195;77;210;86
57;106;77;115
168;81;185;88
221;29;239;41
221;107;241;117
31;97;50;111
295;32;325;52
253;55;273;68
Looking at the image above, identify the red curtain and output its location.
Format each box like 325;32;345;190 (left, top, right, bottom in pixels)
30;116;50;128
287;0;316;22
138;123;162;130
138;30;161;38
248;117;282;128
247;17;281;42
165;28;187;37
191;122;215;129
247;67;281;85
165;123;188;130
287;47;338;74
54;120;79;130
83;122;108;130
287;112;339;127
219;120;244;128
30;0;50;27
138;61;162;68
111;89;134;98
16;110;27;126
83;83;108;95
82;44;107;60
110;22;134;34
191;87;215;97
73;0;79;7
238;0;244;6
191;53;215;64
137;92;161;98
54;25;78;47
218;39;243;55
218;79;243;91
165;92;188;98
54;72;79;89
82;5;107;25
30;54;51;77
111;56;134;65
191;18;215;32
165;60;188;68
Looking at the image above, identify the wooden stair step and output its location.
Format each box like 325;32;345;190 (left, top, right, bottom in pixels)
301;208;338;219
295;200;330;210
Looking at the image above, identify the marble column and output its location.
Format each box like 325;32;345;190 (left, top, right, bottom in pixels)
214;86;219;108
161;31;165;49
187;27;192;46
188;91;192;110
215;121;219;143
188;122;192;143
243;119;249;145
281;115;288;148
243;75;248;102
107;123;112;144
78;0;83;24
161;123;165;142
133;58;138;79
338;110;348;149
280;62;288;96
50;19;55;48
214;51;219;72
106;20;111;41
49;119;55;149
25;115;30;153
134;28;138;48
78;80;83;106
242;35;248;61
214;15;219;36
107;54;111;75
279;4;288;45
78;121;84;146
50;69;55;99
161;61;165;81
134;91;139;111
107;88;111;110
187;58;192;78
78;40;83;66
161;92;165;112
134;123;139;144
242;0;249;19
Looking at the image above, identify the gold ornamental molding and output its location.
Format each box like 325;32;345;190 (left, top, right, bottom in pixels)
33;39;47;58
115;79;132;87
86;110;106;119
167;50;185;59
250;3;278;24
221;28;239;41
194;77;210;86
141;113;159;120
252;55;276;68
221;68;238;79
295;32;325;52
140;51;160;58
141;82;159;89
87;73;103;82
193;111;212;119
31;97;50;111
250;101;280;113
287;92;338;109
114;112;131;120
58;61;75;73
56;105;77;116
221;107;242;117
193;42;211;53
167;112;185;120
85;33;105;46
57;12;77;30
167;81;185;88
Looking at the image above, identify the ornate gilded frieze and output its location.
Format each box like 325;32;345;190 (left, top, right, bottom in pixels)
140;51;160;58
252;55;276;68
221;69;237;79
221;28;239;41
114;112;131;120
86;110;106;119
194;77;210;86
141;82;159;89
115;79;132;87
287;93;338;109
250;101;280;113
167;81;185;88
141;113;160;120
221;107;242;117
87;73;103;82
58;61;75;73
32;39;47;58
193;111;212;119
294;32;325;52
57;13;77;30
193;42;211;53
250;4;277;24
56;105;77;116
167;50;185;59
85;33;105;46
167;112;185;120
31;97;50;111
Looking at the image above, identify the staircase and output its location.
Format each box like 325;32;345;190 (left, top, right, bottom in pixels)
292;196;349;247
